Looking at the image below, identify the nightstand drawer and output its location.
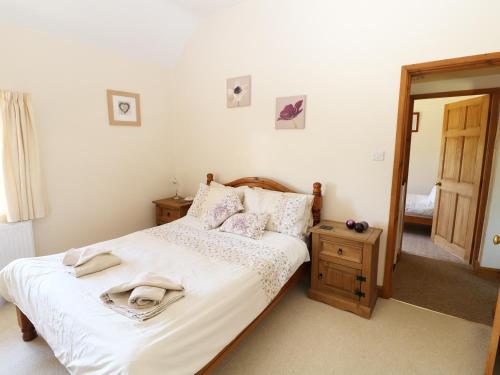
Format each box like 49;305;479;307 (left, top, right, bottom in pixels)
318;261;361;300
159;208;181;222
320;240;362;264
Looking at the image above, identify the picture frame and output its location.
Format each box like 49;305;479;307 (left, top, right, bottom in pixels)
275;95;306;129
107;90;141;126
226;75;251;108
412;112;420;132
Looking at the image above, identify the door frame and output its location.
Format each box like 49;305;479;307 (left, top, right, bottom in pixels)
382;52;500;298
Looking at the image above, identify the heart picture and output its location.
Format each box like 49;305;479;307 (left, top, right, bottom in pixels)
107;90;141;126
118;102;130;115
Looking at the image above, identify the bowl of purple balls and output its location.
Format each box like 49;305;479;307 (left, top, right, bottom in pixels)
345;219;369;233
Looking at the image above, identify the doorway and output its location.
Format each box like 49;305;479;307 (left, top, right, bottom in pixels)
392;94;498;325
383;54;500;301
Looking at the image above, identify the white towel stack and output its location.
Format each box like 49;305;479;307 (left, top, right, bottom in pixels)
100;272;185;321
63;247;121;278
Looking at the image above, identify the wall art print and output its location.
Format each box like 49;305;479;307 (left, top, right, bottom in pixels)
227;75;251;108
275;95;306;129
107;89;141;126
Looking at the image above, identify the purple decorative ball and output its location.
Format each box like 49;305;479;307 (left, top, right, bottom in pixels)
346;219;356;230
354;223;365;233
360;221;369;231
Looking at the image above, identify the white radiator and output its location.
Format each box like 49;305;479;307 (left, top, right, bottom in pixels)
0;220;35;270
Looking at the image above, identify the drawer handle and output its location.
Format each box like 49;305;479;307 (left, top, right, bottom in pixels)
166;211;170;216
319;272;323;280
337;248;343;255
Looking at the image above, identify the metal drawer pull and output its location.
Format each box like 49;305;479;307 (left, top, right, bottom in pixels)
337;248;343;255
319;273;323;280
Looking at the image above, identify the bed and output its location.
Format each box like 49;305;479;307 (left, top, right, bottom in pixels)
404;186;436;227
0;173;322;375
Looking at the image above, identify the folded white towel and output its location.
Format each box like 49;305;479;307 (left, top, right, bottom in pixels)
100;272;184;321
129;286;166;309
70;254;122;278
63;247;112;267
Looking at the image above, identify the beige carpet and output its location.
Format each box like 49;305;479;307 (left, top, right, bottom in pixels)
0;283;492;375
402;225;464;263
393;253;499;326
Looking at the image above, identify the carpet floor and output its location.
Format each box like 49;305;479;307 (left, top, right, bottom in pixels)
402;225;464;263
0;283;492;375
393;252;499;326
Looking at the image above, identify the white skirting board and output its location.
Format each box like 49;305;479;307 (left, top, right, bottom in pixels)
0;220;35;270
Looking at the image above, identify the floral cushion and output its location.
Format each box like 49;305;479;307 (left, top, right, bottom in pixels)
202;192;244;229
219;213;269;240
187;183;210;217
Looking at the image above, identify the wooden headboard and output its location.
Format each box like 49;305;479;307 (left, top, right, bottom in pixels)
206;173;322;225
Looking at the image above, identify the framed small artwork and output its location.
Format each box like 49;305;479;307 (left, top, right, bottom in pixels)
275;95;306;129
107;90;141;126
412;112;420;132
227;75;251;108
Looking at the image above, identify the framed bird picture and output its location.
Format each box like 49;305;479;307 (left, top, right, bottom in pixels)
107;90;141;126
275;95;306;129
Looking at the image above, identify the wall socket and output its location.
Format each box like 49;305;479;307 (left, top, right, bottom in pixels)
372;151;385;161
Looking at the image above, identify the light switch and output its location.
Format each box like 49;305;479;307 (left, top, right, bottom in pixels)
372;151;385;161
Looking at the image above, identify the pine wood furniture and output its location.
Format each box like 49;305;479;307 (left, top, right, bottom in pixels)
153;197;192;225
15;172;322;375
308;220;382;319
404;213;432;227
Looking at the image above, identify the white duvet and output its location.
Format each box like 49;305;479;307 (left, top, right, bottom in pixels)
405;186;437;217
0;216;309;375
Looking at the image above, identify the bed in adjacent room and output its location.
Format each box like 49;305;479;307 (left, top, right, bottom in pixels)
0;173;322;375
404;186;436;227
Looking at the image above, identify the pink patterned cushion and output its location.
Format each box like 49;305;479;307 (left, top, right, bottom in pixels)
202;192;243;229
219;213;269;240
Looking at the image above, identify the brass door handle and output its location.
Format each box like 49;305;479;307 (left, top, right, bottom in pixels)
435;182;442;186
494;235;500;246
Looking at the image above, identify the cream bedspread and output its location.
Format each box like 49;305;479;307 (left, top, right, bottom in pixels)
0;216;309;375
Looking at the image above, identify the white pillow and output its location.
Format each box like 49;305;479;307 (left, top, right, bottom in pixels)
243;188;314;239
188;183;242;218
210;181;249;201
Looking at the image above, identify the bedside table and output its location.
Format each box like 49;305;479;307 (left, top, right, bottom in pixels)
307;220;382;319
152;198;192;225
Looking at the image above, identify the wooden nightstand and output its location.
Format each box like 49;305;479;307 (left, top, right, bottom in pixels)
307;220;382;319
153;198;192;225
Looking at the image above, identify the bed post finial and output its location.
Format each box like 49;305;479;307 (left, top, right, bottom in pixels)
207;173;214;185
312;182;322;226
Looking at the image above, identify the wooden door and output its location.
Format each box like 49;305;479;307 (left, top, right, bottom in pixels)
432;95;490;261
318;261;361;300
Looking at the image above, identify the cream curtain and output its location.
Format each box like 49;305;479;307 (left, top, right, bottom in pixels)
0;91;46;222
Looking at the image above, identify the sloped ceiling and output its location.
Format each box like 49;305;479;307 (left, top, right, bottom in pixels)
0;0;242;65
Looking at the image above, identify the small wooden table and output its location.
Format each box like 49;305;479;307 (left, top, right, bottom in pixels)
308;220;382;319
153;197;192;225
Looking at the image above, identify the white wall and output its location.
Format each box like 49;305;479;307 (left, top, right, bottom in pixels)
171;0;500;284
0;26;174;255
408;96;478;195
480;114;500;268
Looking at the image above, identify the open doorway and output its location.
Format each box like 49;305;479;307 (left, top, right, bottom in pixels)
382;53;500;375
392;94;498;325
